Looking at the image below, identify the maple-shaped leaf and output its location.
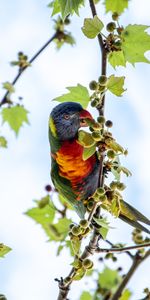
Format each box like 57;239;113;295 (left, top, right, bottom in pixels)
0;243;12;258
53;84;90;108
104;0;128;14
59;0;84;20
121;25;150;64
107;75;126;96
0;136;7;148
1;105;29;135
82;16;104;39
108;50;126;68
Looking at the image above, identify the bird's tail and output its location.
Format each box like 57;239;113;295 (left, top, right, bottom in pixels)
119;214;150;234
120;200;150;234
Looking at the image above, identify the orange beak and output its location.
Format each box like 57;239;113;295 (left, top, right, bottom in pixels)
79;109;93;127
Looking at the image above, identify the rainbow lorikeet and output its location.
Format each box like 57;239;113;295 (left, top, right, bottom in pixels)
49;102;150;234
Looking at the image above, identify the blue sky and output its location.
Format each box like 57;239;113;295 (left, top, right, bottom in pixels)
0;1;150;299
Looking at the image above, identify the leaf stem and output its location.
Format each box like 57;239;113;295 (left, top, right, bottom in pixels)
0;31;58;107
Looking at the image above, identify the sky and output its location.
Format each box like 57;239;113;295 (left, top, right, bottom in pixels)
0;0;150;299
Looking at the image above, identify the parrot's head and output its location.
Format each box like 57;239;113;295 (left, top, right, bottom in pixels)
50;102;93;140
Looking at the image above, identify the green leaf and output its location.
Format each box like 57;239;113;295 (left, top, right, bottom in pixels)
99;267;121;290
82;16;104;39
118;166;132;177
122;25;150;64
104;0;128;14
111;198;121;217
1;105;29;135
108;51;126;68
48;0;61;16
99;227;109;239
54;84;90;108
73;266;86;280
0;243;12;258
3;82;15;93
59;0;84;20
109;140;124;153
78;130;95;148
119;289;132;300
93;217;110;229
71;237;81;255
107;75;126;96
80;291;92;300
0;136;7;148
83;144;96;160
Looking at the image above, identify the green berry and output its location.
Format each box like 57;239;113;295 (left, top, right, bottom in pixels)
99;194;107;202
112;12;119;21
98;84;106;92
117;182;126;191
83;259;93;269
79;219;89;229
110;181;118;190
97;116;105;124
105;120;113;128
71;225;82;236
87;200;94;211
107;149;116;159
89;80;97;90
98;75;107;86
97;187;105;195
106;22;116;32
92;122;101;131
91;99;98;107
92;131;102;141
112;256;117;262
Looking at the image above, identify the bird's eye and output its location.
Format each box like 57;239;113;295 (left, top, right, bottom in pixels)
64;114;70;120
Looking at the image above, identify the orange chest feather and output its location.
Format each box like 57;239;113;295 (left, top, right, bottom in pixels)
55;139;96;185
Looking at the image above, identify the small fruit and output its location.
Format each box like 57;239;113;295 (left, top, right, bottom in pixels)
112;12;119;21
105;120;113;128
91;99;98;107
110;181;118;190
106;22;116;32
83;258;93;269
97;116;105;124
89;80;98;90
87;200;94;211
107;149;116;159
45;184;52;192
117;182;126;191
92;131;102;141
71;225;82;236
98;75;108;86
64;18;70;25
98;84;106;92
79;219;89;229
97;187;105;195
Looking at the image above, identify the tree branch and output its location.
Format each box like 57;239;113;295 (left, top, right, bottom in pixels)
57;2;108;299
105;239;134;259
111;250;150;300
96;242;150;254
0;31;59;107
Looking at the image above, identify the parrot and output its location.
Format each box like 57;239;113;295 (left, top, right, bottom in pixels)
49;101;150;234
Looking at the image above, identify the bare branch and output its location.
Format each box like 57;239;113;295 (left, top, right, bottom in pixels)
0;31;58;107
96;242;150;254
111;250;150;300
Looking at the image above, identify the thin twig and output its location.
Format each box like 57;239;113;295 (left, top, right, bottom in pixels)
96;242;150;254
105;239;134;259
0;31;58;107
111;250;150;300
